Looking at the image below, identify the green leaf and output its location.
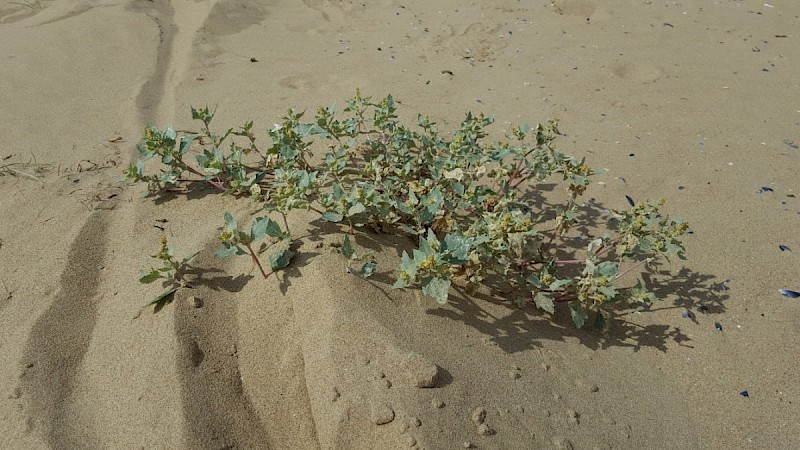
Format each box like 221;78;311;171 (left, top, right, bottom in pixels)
534;293;555;314
269;247;295;270
321;211;344;222
190;106;204;120
251;217;268;241
223;212;237;232
596;261;618;278
419;229;440;255
265;219;285;238
548;278;572;291
179;136;195;155
526;274;542;290
358;261;377;278
139;269;161;284
569;302;588;329
146;285;179;308
393;251;417;288
236;230;253;245
164;127;177;141
215;244;242;258
442;233;471;264
252;217;283;240
422;277;451;304
347;202;366;216
392;277;409;289
341;234;355;260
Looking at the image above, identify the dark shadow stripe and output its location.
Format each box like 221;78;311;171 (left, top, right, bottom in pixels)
129;0;175;125
175;287;272;449
20;212;108;449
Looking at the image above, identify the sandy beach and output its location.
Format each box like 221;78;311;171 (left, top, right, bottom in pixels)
1;0;799;448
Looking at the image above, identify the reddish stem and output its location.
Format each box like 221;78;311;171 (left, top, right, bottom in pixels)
181;164;228;191
245;243;270;279
615;259;647;280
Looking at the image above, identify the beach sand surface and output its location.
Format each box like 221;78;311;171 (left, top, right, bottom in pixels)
1;0;798;448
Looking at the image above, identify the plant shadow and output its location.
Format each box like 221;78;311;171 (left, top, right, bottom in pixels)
180;265;254;293
273;244;321;295
425;261;728;354
142;182;225;205
417;191;725;354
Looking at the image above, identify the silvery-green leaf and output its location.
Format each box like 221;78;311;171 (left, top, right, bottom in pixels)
139;269;161;284
358;261;377;278
258;217;284;238
347;202;366;216
164;127;177;141
548;278;572;291
397;224;418;235
321;212;344;222
443;168;464;181
569;302;588;329
526;274;542;289
422;277;450;304
587;238;604;255
534;293;555;313
269;247;295;270
223;212;237;232
179;136;195;155
145;285;179;309
597;261;618;278
215;244;242;258
341;234;355;260
251;217;271;241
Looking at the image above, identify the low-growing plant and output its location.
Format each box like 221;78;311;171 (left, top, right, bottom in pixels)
131;92;688;328
215;212;293;278
136;236;198;315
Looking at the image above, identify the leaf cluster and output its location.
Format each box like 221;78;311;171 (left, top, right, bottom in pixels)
130;92;689;328
137;236;198;313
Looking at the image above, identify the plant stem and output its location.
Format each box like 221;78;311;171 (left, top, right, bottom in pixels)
181;164;228;191
280;212;290;235
615;259;648;280
245;243;269;278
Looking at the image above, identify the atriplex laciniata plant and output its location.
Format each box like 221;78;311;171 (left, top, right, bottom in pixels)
127;92;688;328
136;236;198;313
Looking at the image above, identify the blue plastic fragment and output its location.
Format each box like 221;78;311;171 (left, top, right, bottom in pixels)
718;280;730;292
682;310;692;319
714;322;723;331
625;195;635;207
740;391;749;398
759;186;774;193
779;289;800;299
779;244;791;252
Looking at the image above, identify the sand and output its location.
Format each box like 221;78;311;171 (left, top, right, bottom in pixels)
1;0;799;448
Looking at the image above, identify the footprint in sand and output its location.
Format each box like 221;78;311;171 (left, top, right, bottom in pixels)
609;61;666;84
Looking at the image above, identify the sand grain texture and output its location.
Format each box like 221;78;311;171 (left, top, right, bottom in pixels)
1;0;799;448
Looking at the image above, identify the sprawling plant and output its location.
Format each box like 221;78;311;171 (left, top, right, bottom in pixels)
128;92;688;328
